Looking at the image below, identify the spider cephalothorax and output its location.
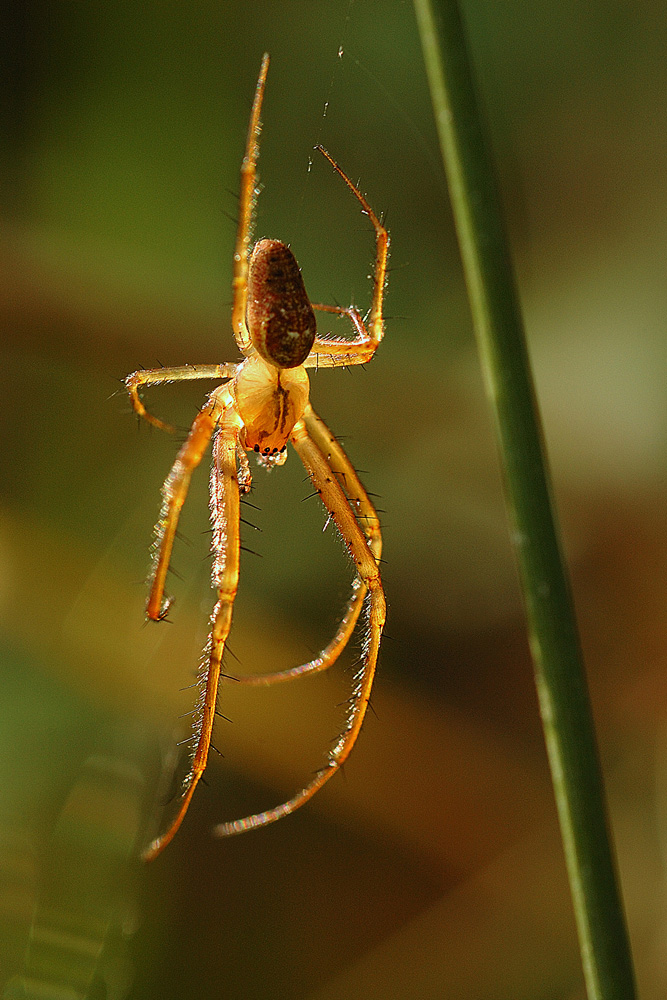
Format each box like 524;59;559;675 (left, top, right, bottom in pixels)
232;354;309;458
125;54;388;861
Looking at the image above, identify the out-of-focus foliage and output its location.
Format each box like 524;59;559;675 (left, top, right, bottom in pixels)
1;2;665;998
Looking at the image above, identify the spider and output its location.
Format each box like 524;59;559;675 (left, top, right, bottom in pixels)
125;53;388;862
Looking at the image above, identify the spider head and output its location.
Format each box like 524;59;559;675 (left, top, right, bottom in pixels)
247;239;317;369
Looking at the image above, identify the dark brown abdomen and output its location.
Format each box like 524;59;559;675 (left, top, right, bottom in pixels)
246;239;317;368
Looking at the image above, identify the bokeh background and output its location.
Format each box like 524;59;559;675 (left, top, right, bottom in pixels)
2;2;666;997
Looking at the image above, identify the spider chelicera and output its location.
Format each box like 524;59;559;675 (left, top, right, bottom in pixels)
125;53;388;861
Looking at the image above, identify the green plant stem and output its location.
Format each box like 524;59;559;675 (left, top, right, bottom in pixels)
413;2;636;998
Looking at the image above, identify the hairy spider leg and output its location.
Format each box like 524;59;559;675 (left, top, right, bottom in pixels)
125;53;271;433
213;416;385;837
143;404;243;862
229;403;381;686
299;144;388;370
303;304;375;368
231;52;270;355
145;397;224;621
125;364;239;432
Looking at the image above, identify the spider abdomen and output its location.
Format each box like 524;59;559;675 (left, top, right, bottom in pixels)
247;239;317;369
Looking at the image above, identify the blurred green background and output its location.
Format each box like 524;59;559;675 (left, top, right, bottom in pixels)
1;1;666;997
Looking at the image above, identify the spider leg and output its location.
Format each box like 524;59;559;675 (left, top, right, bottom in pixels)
316;146;388;346
142;413;241;861
230;403;381;686
231;53;270;355
213;416;385;837
303;304;376;368
125;363;238;432
145;396;224;621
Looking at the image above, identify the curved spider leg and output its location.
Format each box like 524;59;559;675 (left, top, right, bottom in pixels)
213;416;385;837
142;411;242;861
231;53;270;355
303;304;375;368
144;395;226;621
301;144;388;371
230;402;381;687
125;363;238;432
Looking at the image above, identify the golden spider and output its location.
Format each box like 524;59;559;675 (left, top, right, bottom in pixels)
125;53;388;862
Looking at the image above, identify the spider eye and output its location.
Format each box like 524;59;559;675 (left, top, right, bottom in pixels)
247;239;316;368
